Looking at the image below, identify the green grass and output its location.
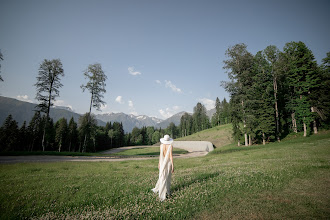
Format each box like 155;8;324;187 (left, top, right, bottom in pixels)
112;147;188;156
0;130;329;219
0;151;107;157
175;123;233;148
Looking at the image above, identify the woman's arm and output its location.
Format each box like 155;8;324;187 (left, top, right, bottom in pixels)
170;145;174;173
158;144;162;169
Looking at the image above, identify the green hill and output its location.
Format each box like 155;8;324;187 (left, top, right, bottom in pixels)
175;123;233;148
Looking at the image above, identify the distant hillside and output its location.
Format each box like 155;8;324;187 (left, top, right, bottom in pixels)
156;111;187;129
175;123;233;148
0;96;106;127
95;113;163;133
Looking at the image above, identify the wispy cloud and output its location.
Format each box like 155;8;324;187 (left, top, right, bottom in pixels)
155;80;161;84
53;99;74;111
128;66;141;76
128;100;138;115
199;98;215;110
16;95;34;103
165;80;182;93
128;100;134;108
115;96;124;104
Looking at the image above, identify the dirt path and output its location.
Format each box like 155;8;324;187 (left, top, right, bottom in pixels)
0;148;208;164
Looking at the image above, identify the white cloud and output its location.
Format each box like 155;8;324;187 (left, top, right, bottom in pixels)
165;80;182;93
128;100;134;107
130;111;138;116
128;100;138;115
54;99;74;111
16;95;33;103
128;66;141;76
155;80;161;84
199;98;216;110
115;96;124;104
100;104;108;111
159;106;181;119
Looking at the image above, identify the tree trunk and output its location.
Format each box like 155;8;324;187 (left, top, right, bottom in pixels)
83;92;94;152
291;113;297;133
58;142;61;152
262;133;266;145
244;133;248;146
303;118;307;137
249;135;252;146
242;100;248;146
238;141;240;147
273;77;280;142
311;107;318;134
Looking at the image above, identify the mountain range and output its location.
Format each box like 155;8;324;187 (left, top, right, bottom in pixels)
0;96;215;133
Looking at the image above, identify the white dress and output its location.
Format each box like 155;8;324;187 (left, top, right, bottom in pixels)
152;144;172;201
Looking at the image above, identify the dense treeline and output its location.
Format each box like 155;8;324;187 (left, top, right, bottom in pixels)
0;99;232;152
0;113;126;152
222;41;330;146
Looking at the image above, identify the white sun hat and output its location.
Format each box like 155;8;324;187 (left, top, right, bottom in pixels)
160;134;173;145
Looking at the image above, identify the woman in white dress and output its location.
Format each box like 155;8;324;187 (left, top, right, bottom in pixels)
152;134;174;201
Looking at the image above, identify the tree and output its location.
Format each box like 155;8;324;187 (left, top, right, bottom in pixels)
18;121;28;151
68;117;78;152
283;41;320;136
222;43;254;146
81;63;107;151
166;122;178;139
146;127;155;145
152;130;161;144
27;111;43;151
0;49;4;81
192;102;209;132
108;129;115;147
214;97;221;126
55;118;68;152
251;51;276;144
34;59;64;151
180;113;192;137
78;113;97;152
264;45;281;141
0;115;18;151
309;52;330;129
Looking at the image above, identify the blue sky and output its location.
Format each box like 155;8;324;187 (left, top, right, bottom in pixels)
1;0;329;119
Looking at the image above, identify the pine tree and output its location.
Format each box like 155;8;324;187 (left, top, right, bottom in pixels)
222;43;254;146
283;41;320;136
264;45;281;141
252;51;276;144
27;111;43;151
68;117;78;152
55;118;68;152
0;115;18;151
78;113;97;152
309;52;330;128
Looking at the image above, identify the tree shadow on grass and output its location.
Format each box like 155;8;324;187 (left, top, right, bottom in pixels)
171;171;222;193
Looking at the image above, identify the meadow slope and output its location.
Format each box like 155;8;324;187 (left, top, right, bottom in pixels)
0;127;329;219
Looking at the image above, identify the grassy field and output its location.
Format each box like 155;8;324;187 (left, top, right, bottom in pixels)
0;125;329;219
112;147;188;156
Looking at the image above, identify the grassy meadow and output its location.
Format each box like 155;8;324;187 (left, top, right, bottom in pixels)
175;123;233;148
112;147;188;156
0;125;329;219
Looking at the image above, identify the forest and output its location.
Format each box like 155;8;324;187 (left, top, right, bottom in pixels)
0;41;329;152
